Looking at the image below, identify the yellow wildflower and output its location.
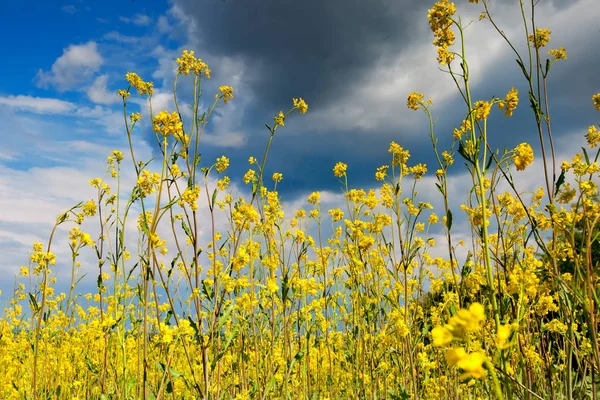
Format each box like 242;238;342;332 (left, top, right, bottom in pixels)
529;28;551;49
513;143;534;171
333;162;347;177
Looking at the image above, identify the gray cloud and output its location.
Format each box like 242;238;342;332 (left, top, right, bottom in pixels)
158;0;600;196
174;0;427;110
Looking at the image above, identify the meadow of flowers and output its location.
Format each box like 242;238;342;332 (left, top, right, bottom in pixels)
2;0;600;399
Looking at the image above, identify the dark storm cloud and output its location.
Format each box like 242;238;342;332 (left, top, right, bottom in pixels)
167;0;599;198
174;0;428;111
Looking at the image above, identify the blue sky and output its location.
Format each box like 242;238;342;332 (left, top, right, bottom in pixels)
0;0;599;296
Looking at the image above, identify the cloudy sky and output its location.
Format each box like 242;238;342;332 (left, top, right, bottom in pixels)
1;0;598;296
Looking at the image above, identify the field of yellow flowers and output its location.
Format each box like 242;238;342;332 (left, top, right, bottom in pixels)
2;0;600;399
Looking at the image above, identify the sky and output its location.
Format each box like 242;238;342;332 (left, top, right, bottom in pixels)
0;0;599;297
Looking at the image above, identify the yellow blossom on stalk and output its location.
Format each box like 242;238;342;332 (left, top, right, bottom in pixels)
243;169;256;184
130;112;141;124
497;87;519;117
437;46;455;65
375;165;388;180
157;322;174;344
216;156;230;173
217;176;231;191
473;100;491;121
118;89;130;99
333;162;347;177
153;111;183;138
307;192;321;205
274;111;285;127
496;324;513;349
442;151;454;165
513;143;534;171
272;172;283;182
218;86;234;103
432;302;486;346
453;119;472;140
125;72;154;96
586;125;600;147
248;156;257;165
112;150;124;162
82;200;97;217
137;169;161;197
407;92;425;110
529;28;551;49
410;163;427;179
266;277;279;293
328;208;344;222
593;93;600;111
428;0;456;65
176;49;210;77
388;141;410;166
548;47;567;61
293;97;308;114
445;348;488;380
180;186;200;211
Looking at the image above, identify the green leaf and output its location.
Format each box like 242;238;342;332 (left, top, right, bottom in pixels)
181;220;192;238
446;209;453;230
457;141;472;165
582;147;591;165
211;188;218;208
202;280;213;301
217;301;235;332
554;169;566;197
515;59;530;80
163;310;173;325
194;154;202;168
485;152;494;173
29;293;39;313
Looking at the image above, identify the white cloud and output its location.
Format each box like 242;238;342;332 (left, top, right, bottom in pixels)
87;74;120;105
132;13;151;26
157;15;171;34
0;95;76;114
120;13;152;26
35;42;103;92
203;131;248;148
103;31;142;45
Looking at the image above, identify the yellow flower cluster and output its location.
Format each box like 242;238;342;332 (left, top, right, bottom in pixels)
215;156;230;173
333;162;347;177
176;49;211;78
528;28;551;49
293;97;308;114
473;100;491;121
513;142;534;171
432;303;485;345
548;47;568;61
428;0;457;65
218;86;234;104
153;111;184;138
388;141;410;167
497;87;519;117
593;93;600;111
137;169;161;197
407;91;425;111
124;72;154;96
180;185;200;211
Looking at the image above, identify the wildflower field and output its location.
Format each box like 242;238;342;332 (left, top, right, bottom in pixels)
2;0;600;399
